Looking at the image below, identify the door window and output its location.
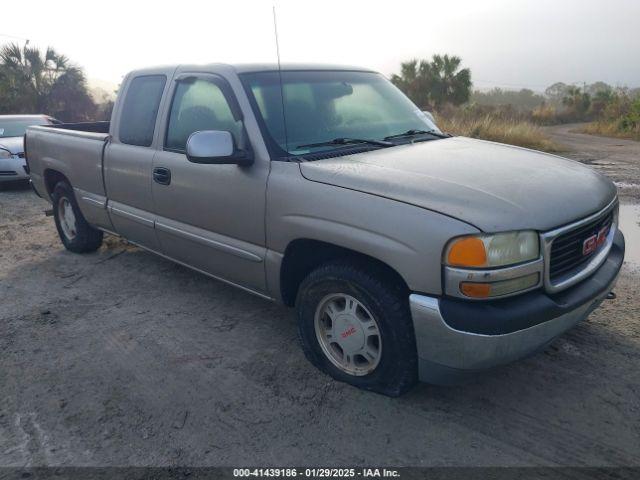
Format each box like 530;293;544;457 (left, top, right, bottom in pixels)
119;75;166;146
165;79;242;152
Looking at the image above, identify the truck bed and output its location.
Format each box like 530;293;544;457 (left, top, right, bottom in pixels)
49;121;110;134
25;122;111;228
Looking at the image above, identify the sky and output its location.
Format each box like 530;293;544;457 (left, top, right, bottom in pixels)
2;0;640;92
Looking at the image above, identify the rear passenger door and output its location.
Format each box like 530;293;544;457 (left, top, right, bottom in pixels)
104;71;172;251
151;72;269;294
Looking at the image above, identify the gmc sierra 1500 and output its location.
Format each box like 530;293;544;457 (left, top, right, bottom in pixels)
25;64;624;396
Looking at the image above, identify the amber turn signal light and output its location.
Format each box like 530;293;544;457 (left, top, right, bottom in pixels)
459;282;492;298
446;237;487;267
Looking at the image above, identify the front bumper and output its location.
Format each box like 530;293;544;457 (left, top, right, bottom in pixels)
410;230;625;385
0;155;28;182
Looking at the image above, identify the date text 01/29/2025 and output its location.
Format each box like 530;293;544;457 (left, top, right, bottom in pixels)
232;468;400;478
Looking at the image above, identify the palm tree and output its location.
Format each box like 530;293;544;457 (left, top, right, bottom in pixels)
428;54;471;108
391;54;471;110
0;43;95;120
390;59;432;109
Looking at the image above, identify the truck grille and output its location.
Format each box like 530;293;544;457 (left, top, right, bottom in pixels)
549;208;614;282
0;170;18;176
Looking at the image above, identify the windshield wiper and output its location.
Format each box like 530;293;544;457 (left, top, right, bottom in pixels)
296;137;393;150
384;129;450;141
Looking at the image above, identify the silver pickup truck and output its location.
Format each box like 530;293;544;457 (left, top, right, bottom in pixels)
25;63;625;396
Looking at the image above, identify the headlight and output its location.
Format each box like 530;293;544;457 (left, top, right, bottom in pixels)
445;231;540;268
0;148;12;159
443;231;542;299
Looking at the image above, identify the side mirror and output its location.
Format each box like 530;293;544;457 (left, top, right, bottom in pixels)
186;130;253;166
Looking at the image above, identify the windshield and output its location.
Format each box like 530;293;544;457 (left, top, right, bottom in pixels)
241;70;441;157
0;118;50;138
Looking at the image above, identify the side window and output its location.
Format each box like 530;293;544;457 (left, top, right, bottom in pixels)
165;79;242;152
119;75;166;147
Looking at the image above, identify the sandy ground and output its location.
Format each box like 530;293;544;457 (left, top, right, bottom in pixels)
0;125;639;467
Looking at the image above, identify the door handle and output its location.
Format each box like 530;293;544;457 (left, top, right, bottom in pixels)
153;167;171;185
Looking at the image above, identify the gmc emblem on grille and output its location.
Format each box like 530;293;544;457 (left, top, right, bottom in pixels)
583;225;610;256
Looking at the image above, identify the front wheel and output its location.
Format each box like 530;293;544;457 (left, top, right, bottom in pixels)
296;261;418;396
52;181;103;253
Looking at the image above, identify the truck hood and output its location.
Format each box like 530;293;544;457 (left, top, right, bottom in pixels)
299;137;617;232
0;136;24;154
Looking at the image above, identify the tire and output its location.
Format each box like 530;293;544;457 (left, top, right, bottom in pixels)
51;180;103;253
296;260;418;397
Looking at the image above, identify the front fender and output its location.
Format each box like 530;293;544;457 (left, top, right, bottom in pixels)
265;162;478;298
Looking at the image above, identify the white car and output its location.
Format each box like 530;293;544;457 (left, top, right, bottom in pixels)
0;115;60;186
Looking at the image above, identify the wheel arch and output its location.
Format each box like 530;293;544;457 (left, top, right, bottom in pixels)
43;168;71;199
278;238;410;307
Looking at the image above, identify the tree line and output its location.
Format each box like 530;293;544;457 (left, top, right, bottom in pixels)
391;55;639;137
1;43;638;137
0;43;112;122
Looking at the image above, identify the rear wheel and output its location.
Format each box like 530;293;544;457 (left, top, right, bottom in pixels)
296;261;418;396
52;181;103;253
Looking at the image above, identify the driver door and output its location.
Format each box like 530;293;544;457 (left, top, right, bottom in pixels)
151;72;269;294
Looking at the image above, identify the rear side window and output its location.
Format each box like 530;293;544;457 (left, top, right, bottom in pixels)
119;75;166;146
165;79;242;152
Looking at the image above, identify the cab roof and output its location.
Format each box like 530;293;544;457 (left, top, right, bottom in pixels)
230;63;377;74
127;63;377;77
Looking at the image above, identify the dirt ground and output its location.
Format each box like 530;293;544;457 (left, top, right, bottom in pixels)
544;123;640;202
1;125;639;467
